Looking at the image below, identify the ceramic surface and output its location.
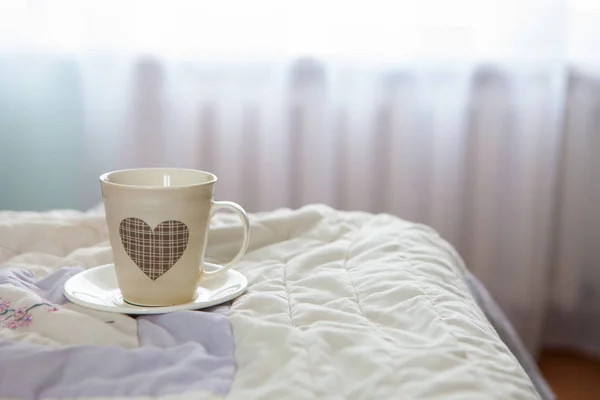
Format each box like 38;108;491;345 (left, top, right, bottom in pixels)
63;263;247;315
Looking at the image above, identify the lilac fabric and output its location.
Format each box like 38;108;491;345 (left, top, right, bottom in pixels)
0;267;236;400
0;266;81;305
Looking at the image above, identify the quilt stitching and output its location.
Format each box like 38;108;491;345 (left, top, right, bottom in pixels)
400;250;540;399
280;258;317;398
340;230;405;397
281;260;296;329
416;288;496;398
405;256;528;399
341;232;399;345
448;273;537;391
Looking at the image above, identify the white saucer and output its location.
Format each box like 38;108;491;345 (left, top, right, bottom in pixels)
63;263;247;315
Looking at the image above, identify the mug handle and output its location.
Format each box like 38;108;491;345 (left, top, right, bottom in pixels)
201;200;250;279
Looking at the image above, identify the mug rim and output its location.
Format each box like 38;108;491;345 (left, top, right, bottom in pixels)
99;167;217;190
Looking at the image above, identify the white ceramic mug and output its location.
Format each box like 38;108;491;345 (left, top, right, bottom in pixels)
100;168;250;306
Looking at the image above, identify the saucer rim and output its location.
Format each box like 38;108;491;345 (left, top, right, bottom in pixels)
63;263;247;315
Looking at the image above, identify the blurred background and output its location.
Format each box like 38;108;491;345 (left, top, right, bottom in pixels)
1;0;599;394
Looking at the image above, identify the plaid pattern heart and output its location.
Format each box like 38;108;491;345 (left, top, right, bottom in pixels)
119;217;190;280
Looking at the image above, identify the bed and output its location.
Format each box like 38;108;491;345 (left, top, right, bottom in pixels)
0;204;552;400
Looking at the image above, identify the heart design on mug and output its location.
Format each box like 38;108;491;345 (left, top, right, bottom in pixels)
119;218;189;280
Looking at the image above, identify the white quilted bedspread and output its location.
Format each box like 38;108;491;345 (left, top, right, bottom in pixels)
0;204;540;400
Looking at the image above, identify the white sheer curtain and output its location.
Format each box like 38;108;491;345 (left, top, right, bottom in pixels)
1;0;599;357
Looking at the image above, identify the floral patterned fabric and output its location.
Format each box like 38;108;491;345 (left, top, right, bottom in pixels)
0;297;58;329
